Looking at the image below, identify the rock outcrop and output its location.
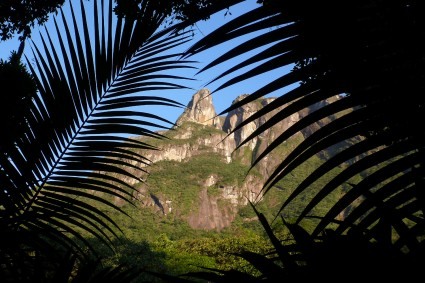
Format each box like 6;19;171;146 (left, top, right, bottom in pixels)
223;94;261;150
116;89;341;230
176;89;222;129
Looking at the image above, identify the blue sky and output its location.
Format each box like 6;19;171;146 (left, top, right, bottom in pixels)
0;0;294;129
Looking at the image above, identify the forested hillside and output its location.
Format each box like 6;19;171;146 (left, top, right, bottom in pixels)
84;89;347;281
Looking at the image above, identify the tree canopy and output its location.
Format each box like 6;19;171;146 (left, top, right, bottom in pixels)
0;0;237;42
0;0;65;41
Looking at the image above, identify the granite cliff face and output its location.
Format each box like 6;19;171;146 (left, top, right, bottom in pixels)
176;88;223;129
119;89;339;230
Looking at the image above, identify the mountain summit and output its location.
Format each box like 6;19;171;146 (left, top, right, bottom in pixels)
176;89;222;128
116;89;341;230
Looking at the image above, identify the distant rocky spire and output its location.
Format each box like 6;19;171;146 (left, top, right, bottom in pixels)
176;89;222;128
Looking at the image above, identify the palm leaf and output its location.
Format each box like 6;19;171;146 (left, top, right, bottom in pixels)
186;0;425;256
1;0;195;254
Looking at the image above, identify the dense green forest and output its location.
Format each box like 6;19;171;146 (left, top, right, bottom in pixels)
73;117;350;282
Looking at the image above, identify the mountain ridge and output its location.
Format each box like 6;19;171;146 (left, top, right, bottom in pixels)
115;89;341;230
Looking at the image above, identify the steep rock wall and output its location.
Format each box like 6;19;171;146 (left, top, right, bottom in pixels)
115;89;341;230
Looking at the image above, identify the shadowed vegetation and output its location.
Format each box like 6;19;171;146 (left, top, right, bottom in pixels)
181;0;425;280
0;0;242;281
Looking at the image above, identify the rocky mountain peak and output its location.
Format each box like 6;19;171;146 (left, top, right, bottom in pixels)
114;89;343;231
222;94;262;149
176;89;222;128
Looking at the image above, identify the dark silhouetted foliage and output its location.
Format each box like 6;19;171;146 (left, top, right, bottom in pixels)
1;0;246;281
183;0;425;279
0;0;65;41
0;52;37;155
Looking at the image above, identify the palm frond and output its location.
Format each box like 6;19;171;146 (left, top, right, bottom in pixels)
1;0;195;252
183;209;424;282
186;0;425;254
